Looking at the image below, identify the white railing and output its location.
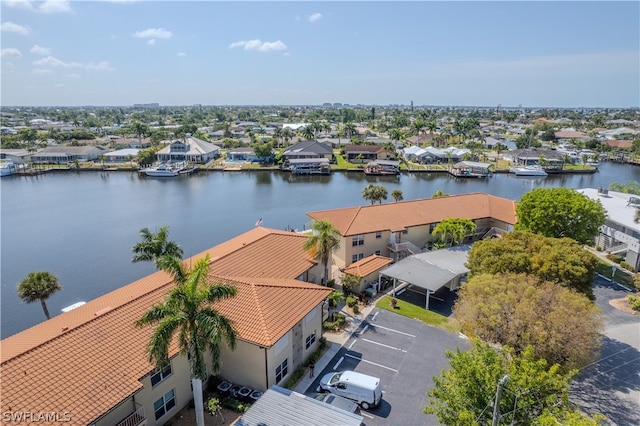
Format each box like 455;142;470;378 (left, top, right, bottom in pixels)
116;406;146;426
388;241;423;255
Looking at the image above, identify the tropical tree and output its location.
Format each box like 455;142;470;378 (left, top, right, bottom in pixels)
251;142;273;163
609;180;640;195
327;290;345;320
454;273;603;370
272;126;283;148
132;226;184;268
389;128;404;143
362;184;388;204
303;220;341;285
425;341;604;425
136;254;237;426
466;231;598;299
515;187;607;245
282;128;294;146
391;189;404;202
343;122;357;140
431;189;450;198
431;218;476;247
17;271;62;320
301;125;315;141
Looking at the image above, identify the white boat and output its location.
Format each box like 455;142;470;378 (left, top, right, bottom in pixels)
143;163;179;177
0;160;17;177
509;165;548;177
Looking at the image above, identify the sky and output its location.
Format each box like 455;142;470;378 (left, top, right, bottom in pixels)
1;0;638;108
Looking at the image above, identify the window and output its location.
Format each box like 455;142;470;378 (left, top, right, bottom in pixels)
276;358;288;383
429;223;438;233
351;235;364;246
150;364;172;387
305;331;316;349
402;229;408;235
375;250;381;256
375;231;382;239
351;253;364;263
154;389;176;420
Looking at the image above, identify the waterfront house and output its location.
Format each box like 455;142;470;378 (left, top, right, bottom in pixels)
226;147;260;163
31;146;105;164
0;227;330;426
344;144;394;163
579;188;640;272
282;140;334;162
0;148;30;163
104;148;140;163
156;134;221;164
448;161;493;178
307;193;517;271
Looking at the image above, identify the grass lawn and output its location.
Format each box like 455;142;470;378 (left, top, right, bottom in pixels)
596;260;636;289
375;295;460;334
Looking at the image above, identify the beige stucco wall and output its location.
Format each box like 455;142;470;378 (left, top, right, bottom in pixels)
218;339;268;390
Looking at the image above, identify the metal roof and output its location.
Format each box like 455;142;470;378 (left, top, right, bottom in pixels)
237;386;364;426
380;245;470;292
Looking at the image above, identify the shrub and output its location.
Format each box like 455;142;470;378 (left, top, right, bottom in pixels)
620;261;634;272
323;313;346;331
282;367;305;389
352;304;360;314
206;397;222;415
606;254;624;263
346;294;358;308
221;396;250;413
628;295;640;311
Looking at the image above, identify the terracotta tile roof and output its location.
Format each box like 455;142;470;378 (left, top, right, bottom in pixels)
602;140;633;148
307;193;517;236
344;144;383;153
0;228;330;425
341;255;394;277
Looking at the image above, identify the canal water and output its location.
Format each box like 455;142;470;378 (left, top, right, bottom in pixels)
2;162;639;337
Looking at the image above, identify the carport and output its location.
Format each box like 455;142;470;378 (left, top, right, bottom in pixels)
379;245;470;310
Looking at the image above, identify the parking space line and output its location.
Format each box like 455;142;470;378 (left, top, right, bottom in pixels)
360;324;369;335
370;324;416;337
344;352;399;372
361;338;407;353
371;311;379;321
333;356;344;370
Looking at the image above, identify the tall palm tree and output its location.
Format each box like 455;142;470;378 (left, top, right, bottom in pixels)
136;254;237;426
282;128;294;146
304;220;341;285
391;189;404;202
301;125;315;141
132;226;184;268
17;271;62;320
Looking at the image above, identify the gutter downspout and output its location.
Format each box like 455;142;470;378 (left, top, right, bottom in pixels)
264;347;269;390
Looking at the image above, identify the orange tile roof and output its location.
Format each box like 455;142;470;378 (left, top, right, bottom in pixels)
307;193;517;236
0;228;330;425
341;255;393;277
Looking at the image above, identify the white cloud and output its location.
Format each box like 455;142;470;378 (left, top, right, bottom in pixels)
177;52;187;57
32;68;53;75
3;1;34;11
228;39;287;52
1;22;31;35
30;45;52;55
39;0;73;14
1;48;22;58
308;13;322;23
147;39;156;46
33;55;113;71
133;28;173;40
55;83;68;89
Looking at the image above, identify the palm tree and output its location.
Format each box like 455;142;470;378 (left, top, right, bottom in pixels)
432;189;450;198
301;125;315;141
132;226;184;268
282;128;294;146
17;271;62;320
362;184;377;205
273;126;283;148
391;190;404;202
303;220;341;285
136;254;237;426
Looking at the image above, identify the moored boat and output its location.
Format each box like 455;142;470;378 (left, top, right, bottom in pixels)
509;165;548;177
142;163;179;177
0;160;17;177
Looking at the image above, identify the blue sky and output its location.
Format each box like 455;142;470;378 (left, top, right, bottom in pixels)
1;1;638;108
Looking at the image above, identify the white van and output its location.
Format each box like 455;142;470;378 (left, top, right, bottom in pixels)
319;370;382;409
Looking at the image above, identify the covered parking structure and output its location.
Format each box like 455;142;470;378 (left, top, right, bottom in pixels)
379;245;470;310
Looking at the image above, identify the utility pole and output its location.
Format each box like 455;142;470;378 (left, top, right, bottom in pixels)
491;375;509;426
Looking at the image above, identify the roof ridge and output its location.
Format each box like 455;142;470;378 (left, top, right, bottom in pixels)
343;206;364;235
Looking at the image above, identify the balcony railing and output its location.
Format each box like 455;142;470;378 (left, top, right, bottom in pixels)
116;406;146;426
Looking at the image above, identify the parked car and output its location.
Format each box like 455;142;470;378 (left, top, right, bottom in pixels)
314;392;362;415
319;370;382;410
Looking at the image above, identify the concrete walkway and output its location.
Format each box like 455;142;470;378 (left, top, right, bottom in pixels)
293;299;379;394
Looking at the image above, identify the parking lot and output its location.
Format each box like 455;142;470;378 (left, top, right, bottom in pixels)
305;308;469;425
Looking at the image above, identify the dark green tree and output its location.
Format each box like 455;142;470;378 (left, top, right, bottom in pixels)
515;188;606;245
303;220;341;285
17;271;62;320
132;226;184;268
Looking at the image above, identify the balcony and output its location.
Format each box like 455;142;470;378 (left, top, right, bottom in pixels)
116;406;146;426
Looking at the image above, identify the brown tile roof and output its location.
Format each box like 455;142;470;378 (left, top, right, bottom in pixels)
602;140;633;148
554;130;589;139
307;193;517;236
0;228;330;425
341;255;393;277
344;144;383;153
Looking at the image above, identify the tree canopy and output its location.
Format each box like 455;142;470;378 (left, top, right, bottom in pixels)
515;187;606;245
132;226;184;268
17;271;63;320
362;184;388;204
425;341;603;426
303;220;341;285
431;218;476;247
466;231;598;299
454;273;602;370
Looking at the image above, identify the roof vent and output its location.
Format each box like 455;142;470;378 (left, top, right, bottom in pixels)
94;306;112;317
61;326;69;331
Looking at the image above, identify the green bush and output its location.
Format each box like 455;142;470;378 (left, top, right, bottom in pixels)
606;254;624;263
620;261;634;272
206;397;222;415
346;294;358;308
221;396;250;413
352;304;360;314
628;294;640;311
323;313;346;331
282;367;305;389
